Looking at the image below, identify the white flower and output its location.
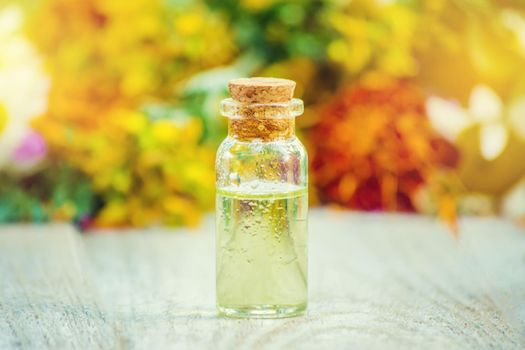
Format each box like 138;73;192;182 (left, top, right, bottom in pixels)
426;84;525;161
502;178;525;219
0;5;50;169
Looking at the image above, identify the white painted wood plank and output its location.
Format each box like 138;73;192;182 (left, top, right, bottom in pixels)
1;211;524;349
83;210;525;350
0;224;115;350
84;220;217;350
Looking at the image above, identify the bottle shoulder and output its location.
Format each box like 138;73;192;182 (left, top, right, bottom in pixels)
216;136;308;187
217;136;307;158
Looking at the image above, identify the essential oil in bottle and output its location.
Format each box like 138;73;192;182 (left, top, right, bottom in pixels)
216;78;308;318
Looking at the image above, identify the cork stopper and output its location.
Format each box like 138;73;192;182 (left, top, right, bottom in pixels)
224;77;301;141
228;77;296;103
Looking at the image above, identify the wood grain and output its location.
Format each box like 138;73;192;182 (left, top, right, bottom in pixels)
0;224;114;349
1;210;524;349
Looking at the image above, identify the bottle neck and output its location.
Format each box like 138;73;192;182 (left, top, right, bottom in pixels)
228;118;295;141
220;98;303;142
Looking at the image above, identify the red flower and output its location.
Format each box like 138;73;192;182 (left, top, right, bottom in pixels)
310;77;458;211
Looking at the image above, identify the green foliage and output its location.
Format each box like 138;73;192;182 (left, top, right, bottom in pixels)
0;164;97;223
207;0;330;62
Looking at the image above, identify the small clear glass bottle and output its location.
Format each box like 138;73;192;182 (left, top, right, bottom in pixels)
216;77;308;318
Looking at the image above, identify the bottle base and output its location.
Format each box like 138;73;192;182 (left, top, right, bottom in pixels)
218;303;306;319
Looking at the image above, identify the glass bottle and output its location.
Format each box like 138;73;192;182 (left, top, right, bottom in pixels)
216;77;308;318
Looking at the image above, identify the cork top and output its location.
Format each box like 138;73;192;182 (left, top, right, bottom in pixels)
228;77;296;103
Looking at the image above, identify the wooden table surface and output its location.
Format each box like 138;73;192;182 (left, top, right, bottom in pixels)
1;209;524;349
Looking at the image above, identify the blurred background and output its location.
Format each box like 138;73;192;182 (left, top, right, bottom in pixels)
0;0;524;230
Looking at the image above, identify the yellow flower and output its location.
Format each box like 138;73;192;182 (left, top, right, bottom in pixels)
114;110;148;135
0;104;6;133
325;0;418;77
241;0;277;12
163;196;201;227
111;170;132;193
174;12;204;36
28;0;232;227
151;120;182;144
95;200;128;227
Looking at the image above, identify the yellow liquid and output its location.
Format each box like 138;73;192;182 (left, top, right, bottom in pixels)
216;183;308;318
